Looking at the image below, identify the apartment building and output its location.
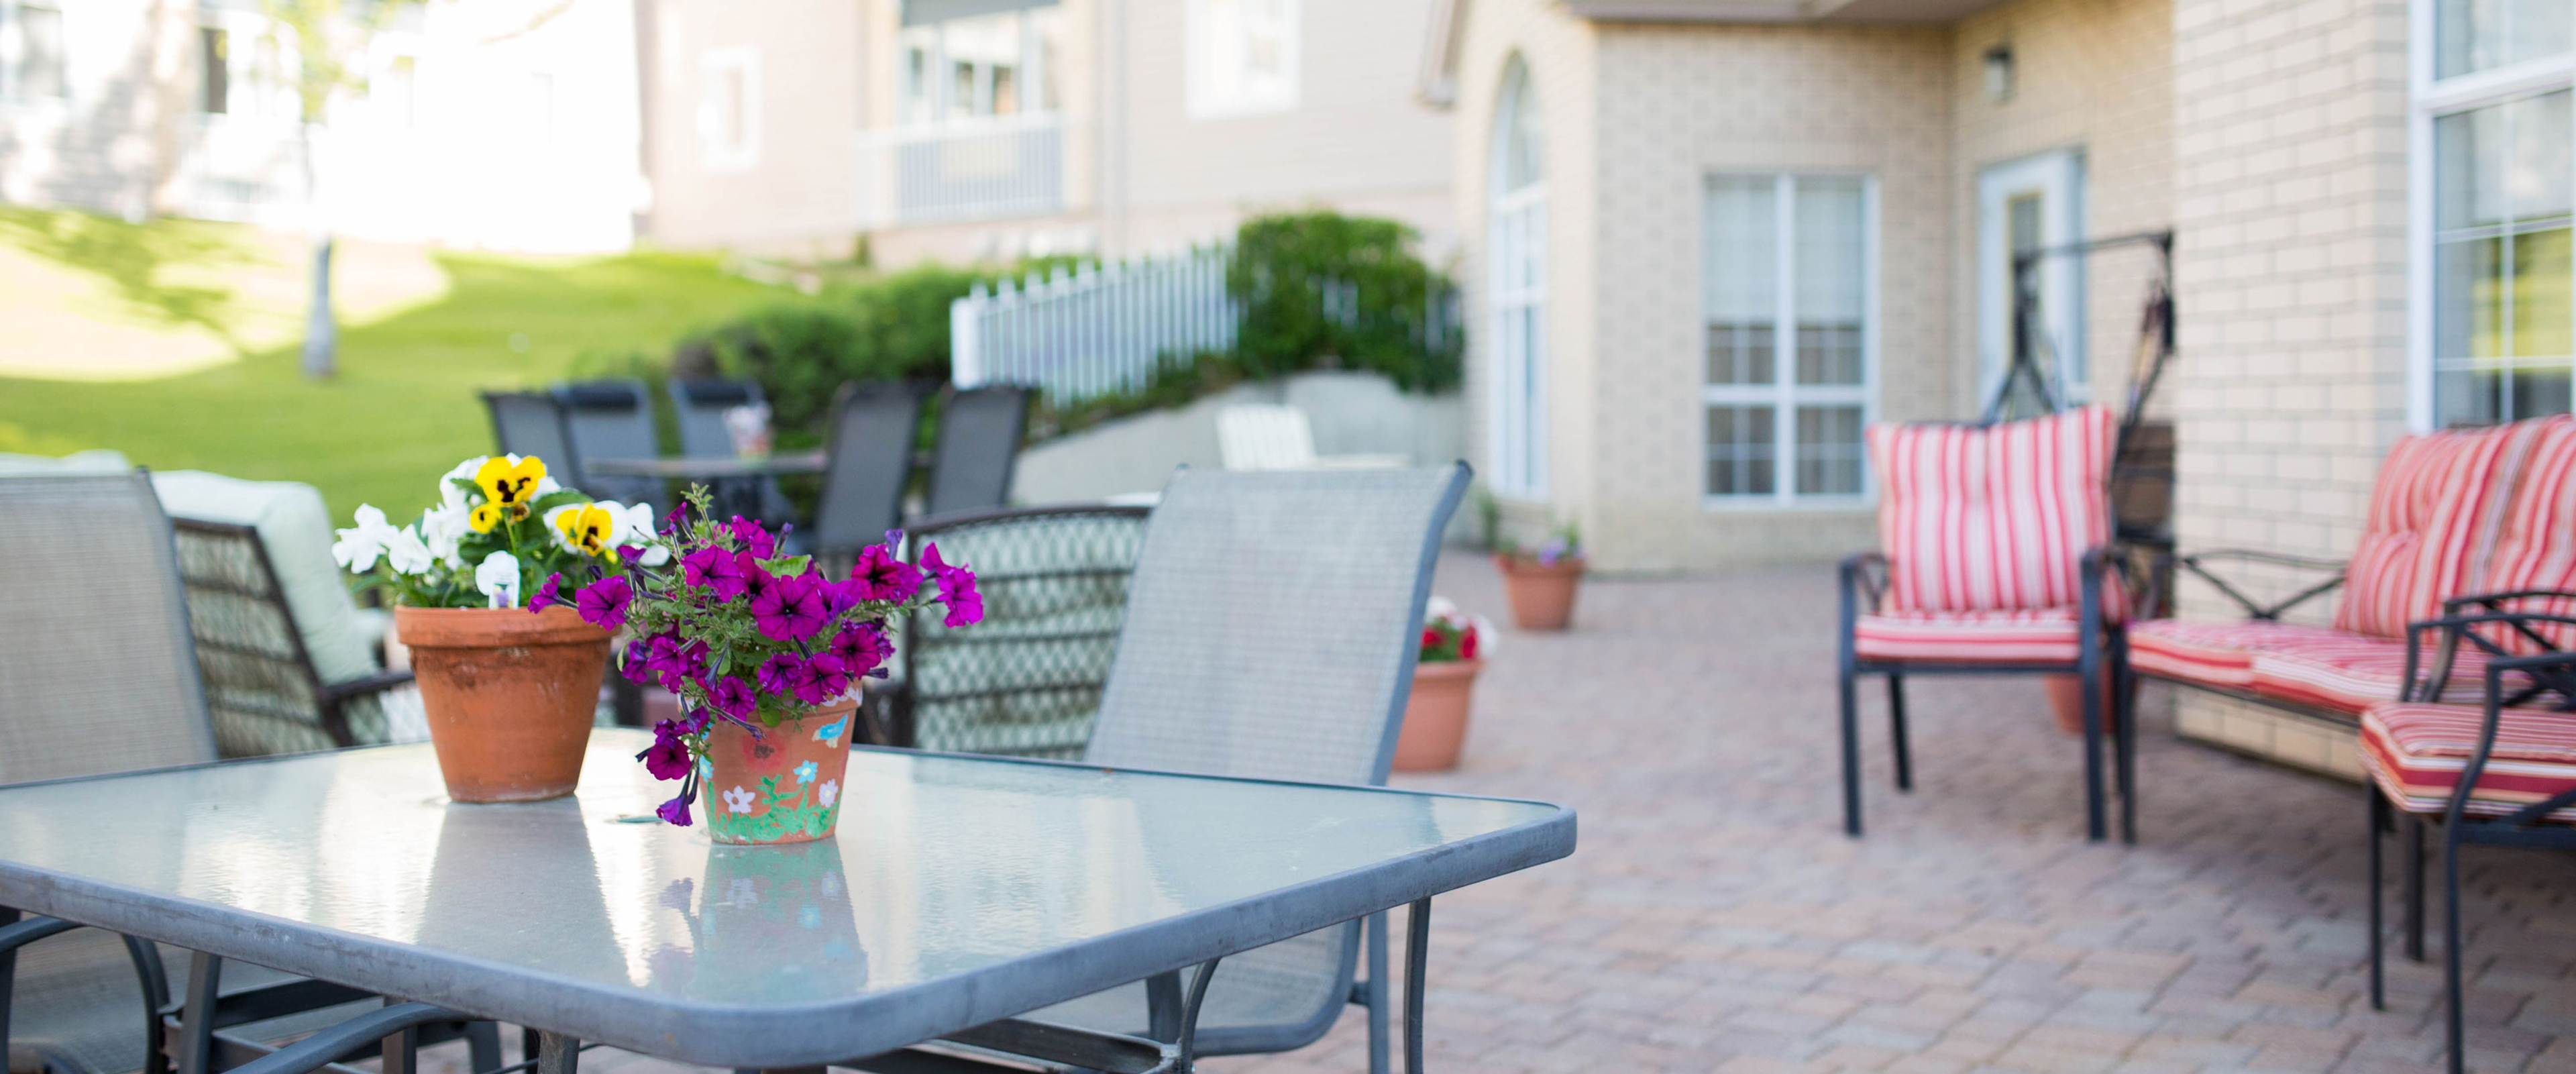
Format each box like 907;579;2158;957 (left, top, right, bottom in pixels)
638;0;1456;263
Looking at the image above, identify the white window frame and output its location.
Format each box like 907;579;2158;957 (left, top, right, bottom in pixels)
2;2;71;105
697;46;760;173
2407;0;2576;431
898;9;1057;128
1976;149;2087;407
1701;172;1881;511
1488;58;1546;499
1184;0;1299;119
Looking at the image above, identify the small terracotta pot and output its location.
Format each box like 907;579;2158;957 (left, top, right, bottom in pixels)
704;698;858;846
1495;554;1585;631
1394;659;1483;771
395;605;610;803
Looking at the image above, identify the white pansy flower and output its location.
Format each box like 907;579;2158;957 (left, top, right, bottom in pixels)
440;456;487;509
331;505;402;572
473;550;521;606
384;527;435;576
541;502;584;552
419;502;470;566
604;500;669;566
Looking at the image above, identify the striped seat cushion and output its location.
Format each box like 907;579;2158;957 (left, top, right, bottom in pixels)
2361;701;2576;821
2333;424;2524;639
2127;619;2354;688
1854;606;2084;665
2247;635;2512;714
1869;407;2125;621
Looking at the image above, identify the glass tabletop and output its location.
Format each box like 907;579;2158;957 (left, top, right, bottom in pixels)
0;731;1570;1063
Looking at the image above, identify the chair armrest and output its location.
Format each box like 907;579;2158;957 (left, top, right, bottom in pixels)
2401;611;2576;705
1839;553;1887;616
2444;590;2576;613
318;670;415;705
0;914;81;954
2171;548;2346;621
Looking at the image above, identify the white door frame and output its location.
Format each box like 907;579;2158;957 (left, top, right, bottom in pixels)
1976;149;2087;408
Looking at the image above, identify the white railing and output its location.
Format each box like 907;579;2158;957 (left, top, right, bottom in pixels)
951;246;1238;404
855;113;1069;229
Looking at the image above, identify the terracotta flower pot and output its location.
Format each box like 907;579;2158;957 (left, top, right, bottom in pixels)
2043;673;2118;737
1495;554;1585;631
704;697;858;846
395;605;611;803
1394;659;1483;772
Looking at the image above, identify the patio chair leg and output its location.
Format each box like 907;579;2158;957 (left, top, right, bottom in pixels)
2114;637;2138;845
1365;912;1391;1074
2406;814;2428;962
121;934;172;1074
176;952;221;1074
2443;827;2466;1074
1887;675;1913;793
536;1030;580;1074
1403;898;1432;1074
2080;659;2107;843
381;1000;421;1074
466;1022;502;1074
0;907;14;1063
2367;792;2386;1011
1840;663;1864;837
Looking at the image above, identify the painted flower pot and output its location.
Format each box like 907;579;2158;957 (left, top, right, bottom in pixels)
395;605;610;803
1394;659;1483;772
704;697;857;846
1495;554;1585;631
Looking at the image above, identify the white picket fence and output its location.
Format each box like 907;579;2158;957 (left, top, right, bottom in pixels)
949;247;1240;404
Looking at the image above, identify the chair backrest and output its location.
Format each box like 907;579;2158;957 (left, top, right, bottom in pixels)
484;391;575;471
2333;422;2524;639
900;504;1151;758
811;380;931;556
553;379;663;504
1868;405;2117;614
671;377;765;460
1216;404;1321;472
0;472;218;784
924;385;1031;517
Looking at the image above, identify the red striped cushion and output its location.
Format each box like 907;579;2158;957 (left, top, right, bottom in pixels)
1870;407;2120;616
2334;425;2524;639
1854;607;2084;664
2361;701;2576;821
2470;415;2576;652
2128;619;2353;688
2247;635;2512;714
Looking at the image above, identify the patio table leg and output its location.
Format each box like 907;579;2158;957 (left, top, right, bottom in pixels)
381;1000;421;1074
1403;898;1431;1074
537;1030;580;1074
177;952;221;1074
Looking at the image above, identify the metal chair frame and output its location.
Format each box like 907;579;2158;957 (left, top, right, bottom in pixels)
923;386;1031;519
169;519;413;752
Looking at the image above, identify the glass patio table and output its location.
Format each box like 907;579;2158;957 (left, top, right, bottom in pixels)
581;452;828;521
0;730;1573;1074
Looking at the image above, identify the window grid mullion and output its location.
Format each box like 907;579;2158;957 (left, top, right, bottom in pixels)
1774;174;1796;502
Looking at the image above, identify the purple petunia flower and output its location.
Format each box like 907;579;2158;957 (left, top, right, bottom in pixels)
751;570;830;642
817;576;861;619
655;639;709;692
655;793;694;826
639;722;693;781
922;542;985;627
796;653;853;706
620;639;655;684
683;546;747;601
825;625;892;677
576;575;633;632
706;675;757;721
757;651;810;700
525;572;563;614
738;553;777;603
729;516;776;559
849;544;922;603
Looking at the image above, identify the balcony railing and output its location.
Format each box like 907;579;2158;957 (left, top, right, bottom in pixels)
855;113;1069;229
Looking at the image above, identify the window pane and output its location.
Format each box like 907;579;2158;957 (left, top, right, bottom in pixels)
19;5;65;99
1705;176;1775;385
1795;176;1865;385
2438;0;2574;78
2434;237;2506;362
2516;226;2572;360
199;26;227;114
1705;406;1776;497
1795;406;1864;496
2432;91;2573;425
2438;367;2575;427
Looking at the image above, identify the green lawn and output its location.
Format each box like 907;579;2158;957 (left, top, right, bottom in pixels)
0;247;787;521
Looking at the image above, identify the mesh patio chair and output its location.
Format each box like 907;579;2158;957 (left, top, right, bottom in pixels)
888;503;1152;757
481;391;574;474
871;464;1469;1074
922;385;1030;517
553;378;663;506
806;380;930;570
669;378;796;523
0;474;494;1074
168;518;417;756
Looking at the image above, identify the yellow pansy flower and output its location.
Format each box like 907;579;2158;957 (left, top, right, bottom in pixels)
475;455;547;509
468;502;504;533
553;504;615;556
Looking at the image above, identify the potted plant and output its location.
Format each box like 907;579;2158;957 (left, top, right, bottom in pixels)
1494;521;1585;631
560;488;979;845
1393;598;1493;772
334;454;655;802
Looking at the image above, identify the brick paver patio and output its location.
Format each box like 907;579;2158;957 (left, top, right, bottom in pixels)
458;557;2576;1074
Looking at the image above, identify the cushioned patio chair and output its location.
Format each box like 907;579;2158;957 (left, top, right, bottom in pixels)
923;385;1031;517
1839;405;2135;843
887;502;1151;757
804;380;931;571
553;379;663;506
858;464;1469;1074
2361;605;2576;1074
0;473;494;1074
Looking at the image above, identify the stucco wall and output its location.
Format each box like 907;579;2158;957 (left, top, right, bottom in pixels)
642;0;863;253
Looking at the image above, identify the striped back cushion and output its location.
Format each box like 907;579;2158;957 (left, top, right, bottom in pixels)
2469;415;2576;651
2332;423;2523;639
1870;406;2116;614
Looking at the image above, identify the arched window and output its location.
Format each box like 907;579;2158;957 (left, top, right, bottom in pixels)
1488;56;1546;497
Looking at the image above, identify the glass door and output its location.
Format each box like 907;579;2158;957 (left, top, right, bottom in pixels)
1977;150;2087;409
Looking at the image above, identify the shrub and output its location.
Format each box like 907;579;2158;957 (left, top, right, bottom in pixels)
674;264;989;447
1229;209;1461;393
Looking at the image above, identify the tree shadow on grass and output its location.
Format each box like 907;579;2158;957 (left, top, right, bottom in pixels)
0;206;260;344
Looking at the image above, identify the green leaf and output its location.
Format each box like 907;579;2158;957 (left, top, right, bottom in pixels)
529;489;591;513
757;554;812;577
